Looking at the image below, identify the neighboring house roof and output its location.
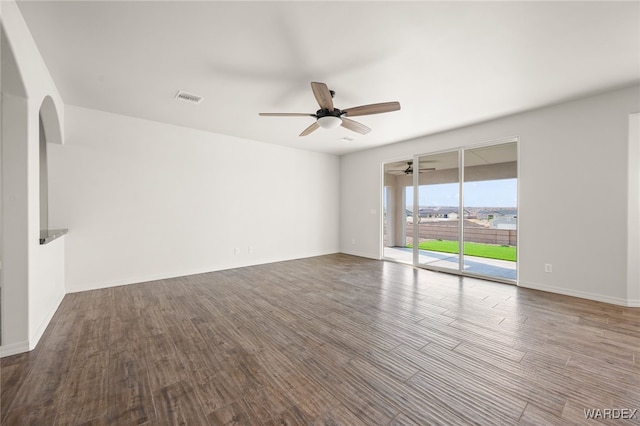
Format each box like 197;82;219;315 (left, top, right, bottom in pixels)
419;207;459;215
419;219;487;228
477;209;517;216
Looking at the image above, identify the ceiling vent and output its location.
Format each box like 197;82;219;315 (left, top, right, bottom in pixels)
174;90;203;104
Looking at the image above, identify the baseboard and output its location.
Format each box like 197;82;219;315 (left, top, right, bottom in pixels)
29;289;65;351
519;280;638;307
67;267;227;293
66;251;341;293
339;249;380;260
625;298;640;308
0;340;30;358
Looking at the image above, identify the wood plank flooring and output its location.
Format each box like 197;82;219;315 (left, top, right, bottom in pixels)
2;254;639;425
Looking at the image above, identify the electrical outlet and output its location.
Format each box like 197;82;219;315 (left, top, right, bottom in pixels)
234;248;240;255
544;264;552;273
248;246;254;253
351;238;356;244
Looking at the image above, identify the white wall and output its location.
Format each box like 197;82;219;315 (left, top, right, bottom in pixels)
629;113;640;303
48;106;340;292
0;0;3;346
341;85;640;306
31;237;65;341
1;0;66;355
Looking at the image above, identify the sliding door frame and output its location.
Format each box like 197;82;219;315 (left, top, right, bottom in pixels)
384;137;519;284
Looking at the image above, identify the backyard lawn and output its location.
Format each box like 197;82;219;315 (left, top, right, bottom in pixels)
408;240;517;261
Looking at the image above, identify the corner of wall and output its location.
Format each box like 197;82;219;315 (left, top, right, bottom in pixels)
628;112;640;305
1;0;67;355
28;286;64;351
339;249;380;260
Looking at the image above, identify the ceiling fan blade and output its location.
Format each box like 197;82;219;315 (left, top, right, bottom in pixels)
311;82;334;111
340;117;371;135
259;113;316;117
342;101;401;117
299;121;320;136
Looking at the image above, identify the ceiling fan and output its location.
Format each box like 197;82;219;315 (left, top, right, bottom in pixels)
259;82;400;137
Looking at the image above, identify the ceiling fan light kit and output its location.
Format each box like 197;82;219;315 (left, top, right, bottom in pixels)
260;82;400;137
317;115;342;129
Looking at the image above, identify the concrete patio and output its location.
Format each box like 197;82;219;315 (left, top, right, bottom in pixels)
383;246;517;281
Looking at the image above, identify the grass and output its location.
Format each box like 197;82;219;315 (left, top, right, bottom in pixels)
407;240;517;262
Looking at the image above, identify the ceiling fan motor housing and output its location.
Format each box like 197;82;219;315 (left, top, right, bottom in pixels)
315;108;344;129
316;108;343;118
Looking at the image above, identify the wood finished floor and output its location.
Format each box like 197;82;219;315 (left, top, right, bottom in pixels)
2;254;639;425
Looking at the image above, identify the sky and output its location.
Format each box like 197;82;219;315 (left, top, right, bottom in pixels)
404;178;517;208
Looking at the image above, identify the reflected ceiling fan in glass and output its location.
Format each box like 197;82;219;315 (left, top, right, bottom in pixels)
403;161;435;175
385;160;435;175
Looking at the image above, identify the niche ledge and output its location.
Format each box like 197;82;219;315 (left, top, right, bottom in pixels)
39;228;67;245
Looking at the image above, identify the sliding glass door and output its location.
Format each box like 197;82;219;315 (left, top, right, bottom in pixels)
462;143;518;280
383;140;518;283
415;150;461;273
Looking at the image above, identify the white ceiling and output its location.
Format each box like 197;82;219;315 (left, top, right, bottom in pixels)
17;1;640;155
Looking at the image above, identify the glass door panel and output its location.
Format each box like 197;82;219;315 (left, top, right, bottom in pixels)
462;143;518;281
416;151;460;272
382;159;413;264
